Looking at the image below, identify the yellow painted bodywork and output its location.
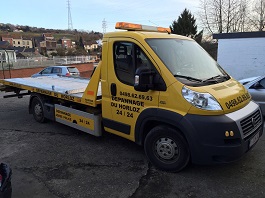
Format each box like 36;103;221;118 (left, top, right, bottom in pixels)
185;78;251;115
0;29;252;142
99;30;251;142
81;61;102;107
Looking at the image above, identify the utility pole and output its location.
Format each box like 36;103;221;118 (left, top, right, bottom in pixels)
67;0;73;30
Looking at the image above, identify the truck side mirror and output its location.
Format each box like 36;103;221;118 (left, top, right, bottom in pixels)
134;67;155;92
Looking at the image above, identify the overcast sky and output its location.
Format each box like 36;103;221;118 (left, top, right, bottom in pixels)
1;0;200;33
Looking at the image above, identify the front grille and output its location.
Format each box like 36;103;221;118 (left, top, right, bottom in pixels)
240;109;262;139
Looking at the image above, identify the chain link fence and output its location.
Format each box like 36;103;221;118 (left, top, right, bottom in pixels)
0;55;98;70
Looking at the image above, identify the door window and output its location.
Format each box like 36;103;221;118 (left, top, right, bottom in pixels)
41;67;53;74
52;67;62;74
113;42;154;86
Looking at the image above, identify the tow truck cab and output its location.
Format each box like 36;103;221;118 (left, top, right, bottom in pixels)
100;22;263;171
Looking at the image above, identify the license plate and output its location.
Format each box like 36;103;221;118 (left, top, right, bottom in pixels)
249;133;259;148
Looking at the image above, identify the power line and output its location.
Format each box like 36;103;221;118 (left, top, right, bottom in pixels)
67;0;73;30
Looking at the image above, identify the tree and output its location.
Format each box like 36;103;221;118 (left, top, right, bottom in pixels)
21;25;30;32
170;8;197;36
56;47;66;56
78;36;85;50
199;0;250;33
250;0;265;31
170;8;203;42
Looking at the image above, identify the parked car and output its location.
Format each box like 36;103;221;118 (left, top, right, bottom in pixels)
31;66;80;77
0;163;12;198
239;76;265;116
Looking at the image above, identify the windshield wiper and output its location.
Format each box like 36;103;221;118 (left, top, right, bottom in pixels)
174;74;202;82
203;75;229;82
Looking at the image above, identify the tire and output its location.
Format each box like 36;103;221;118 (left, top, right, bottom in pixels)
144;125;190;172
31;97;47;123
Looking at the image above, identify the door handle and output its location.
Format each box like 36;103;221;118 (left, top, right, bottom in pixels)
111;83;117;96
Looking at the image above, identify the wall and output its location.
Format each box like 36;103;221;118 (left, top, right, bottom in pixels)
22;39;33;48
0;63;94;79
217;37;265;80
13;38;23;47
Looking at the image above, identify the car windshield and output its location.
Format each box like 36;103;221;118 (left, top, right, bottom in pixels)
68;67;79;73
146;38;228;85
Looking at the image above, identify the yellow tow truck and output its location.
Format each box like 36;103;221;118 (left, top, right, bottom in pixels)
0;22;263;172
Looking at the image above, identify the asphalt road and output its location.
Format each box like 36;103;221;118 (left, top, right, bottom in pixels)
0;91;265;198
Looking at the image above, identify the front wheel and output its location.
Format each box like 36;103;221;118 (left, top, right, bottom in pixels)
31;97;47;123
144;125;190;172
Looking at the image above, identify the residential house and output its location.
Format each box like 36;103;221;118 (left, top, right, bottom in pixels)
15;47;40;59
1;35;13;46
12;34;23;47
61;37;72;49
22;36;33;48
12;34;33;48
72;41;76;48
42;33;57;55
84;41;98;52
16;51;42;59
33;37;43;53
33;33;57;56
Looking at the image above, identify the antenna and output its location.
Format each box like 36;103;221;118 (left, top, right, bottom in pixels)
67;0;73;30
102;18;107;34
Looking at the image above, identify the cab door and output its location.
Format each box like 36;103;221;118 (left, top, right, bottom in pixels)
101;38;163;141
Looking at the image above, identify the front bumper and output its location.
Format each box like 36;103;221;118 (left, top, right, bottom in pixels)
181;101;263;165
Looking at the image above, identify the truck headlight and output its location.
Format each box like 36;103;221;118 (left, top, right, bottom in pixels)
182;86;222;110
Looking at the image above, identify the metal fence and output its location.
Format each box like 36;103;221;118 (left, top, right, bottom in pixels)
0;56;97;70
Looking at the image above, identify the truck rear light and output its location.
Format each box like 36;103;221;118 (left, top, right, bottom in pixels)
65;73;70;76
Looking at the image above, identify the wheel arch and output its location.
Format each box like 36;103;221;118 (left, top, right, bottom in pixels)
135;108;191;146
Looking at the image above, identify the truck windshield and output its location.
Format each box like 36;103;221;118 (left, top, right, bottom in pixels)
146;38;229;86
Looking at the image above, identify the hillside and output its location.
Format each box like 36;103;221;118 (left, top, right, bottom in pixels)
0;23;103;42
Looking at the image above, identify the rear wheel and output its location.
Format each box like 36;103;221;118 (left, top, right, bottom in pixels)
144;125;190;172
31;97;47;123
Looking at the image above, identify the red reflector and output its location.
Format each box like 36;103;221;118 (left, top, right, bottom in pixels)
65;73;70;76
87;91;94;95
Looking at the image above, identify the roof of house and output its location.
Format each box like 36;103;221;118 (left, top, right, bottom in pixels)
24;48;35;52
1;35;13;39
213;31;265;39
0;41;13;49
12;34;22;39
13;47;35;54
17;52;41;58
13;46;25;53
43;33;53;38
22;36;32;40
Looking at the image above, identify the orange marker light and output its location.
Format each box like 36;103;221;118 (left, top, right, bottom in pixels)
157;27;171;33
115;22;142;30
115;22;171;33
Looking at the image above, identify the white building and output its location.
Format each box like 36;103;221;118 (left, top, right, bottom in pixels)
213;32;265;80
